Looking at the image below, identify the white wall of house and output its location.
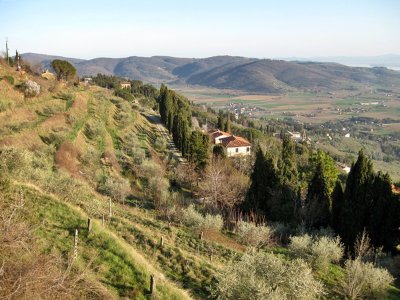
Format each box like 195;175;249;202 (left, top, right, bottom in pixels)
226;146;251;157
215;135;229;144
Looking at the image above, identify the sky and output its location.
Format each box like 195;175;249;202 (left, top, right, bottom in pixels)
0;0;399;59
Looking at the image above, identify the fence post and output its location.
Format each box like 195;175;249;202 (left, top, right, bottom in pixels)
150;274;156;294
199;231;204;240
88;218;92;232
160;236;164;248
73;229;78;259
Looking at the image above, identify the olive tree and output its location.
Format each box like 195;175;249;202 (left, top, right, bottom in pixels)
51;59;76;81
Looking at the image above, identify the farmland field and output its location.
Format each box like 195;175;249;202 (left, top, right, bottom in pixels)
179;87;400;124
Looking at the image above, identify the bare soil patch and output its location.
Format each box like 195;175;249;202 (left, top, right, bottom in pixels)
55;141;82;177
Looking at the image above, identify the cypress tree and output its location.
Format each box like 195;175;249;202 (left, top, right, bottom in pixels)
245;147;279;218
368;172;399;251
305;162;331;228
217;110;225;131
341;150;374;248
246;147;267;211
275;136;299;223
279;136;298;187
262;156;279;218
331;180;344;233
225;113;231;132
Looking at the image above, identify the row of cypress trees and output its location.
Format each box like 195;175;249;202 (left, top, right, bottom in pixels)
244;136;299;223
158;85;209;168
246;143;400;251
333;150;400;251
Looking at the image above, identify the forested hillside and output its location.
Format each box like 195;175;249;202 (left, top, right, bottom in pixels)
1;58;400;300
23;53;400;93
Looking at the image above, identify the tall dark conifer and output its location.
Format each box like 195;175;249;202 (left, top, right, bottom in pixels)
246;147;267;211
331;180;344;233
279;136;298;187
305;163;331;228
368;172;399;251
217;110;225;131
341;150;374;247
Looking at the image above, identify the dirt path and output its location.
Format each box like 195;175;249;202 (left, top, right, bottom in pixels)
142;112;186;164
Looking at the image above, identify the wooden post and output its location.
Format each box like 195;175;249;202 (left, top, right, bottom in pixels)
199;231;203;240
109;198;112;218
160;236;164;248
73;229;78;259
150;274;155;295
102;214;105;226
209;249;213;263
88;218;92;232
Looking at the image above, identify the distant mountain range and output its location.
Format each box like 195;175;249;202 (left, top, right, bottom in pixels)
278;54;400;70
22;53;400;94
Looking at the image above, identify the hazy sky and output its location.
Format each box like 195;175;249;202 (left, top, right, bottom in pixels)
1;0;399;59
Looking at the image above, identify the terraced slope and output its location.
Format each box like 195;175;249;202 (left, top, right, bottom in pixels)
0;65;244;299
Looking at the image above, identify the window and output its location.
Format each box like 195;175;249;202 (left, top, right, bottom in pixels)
236;148;239;153
247;147;250;152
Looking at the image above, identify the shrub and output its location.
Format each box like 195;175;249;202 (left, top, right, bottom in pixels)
212;251;324;300
39;132;65;147
139;160;163;179
131;147;146;165
22;80;40;97
181;205;223;232
237;221;274;248
181;204;204;227
84;120;104;140
97;174;130;203
289;234;344;271
147;175;170;209
36;104;63;117
3;75;14;85
310;236;344;271
202;214;224;231
0;147;32;176
154;136;167;152
339;259;394;299
114;88;133;101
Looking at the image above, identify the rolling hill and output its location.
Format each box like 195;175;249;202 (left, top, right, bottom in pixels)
22;53;400;94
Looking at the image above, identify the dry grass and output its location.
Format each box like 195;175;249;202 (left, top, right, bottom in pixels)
0;131;43;148
203;230;246;252
55;141;82;177
39;113;68;131
0;108;37;126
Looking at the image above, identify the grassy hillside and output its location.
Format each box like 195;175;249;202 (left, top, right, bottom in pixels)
1;61;399;299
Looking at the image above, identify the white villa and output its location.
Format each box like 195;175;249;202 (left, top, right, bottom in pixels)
210;130;251;157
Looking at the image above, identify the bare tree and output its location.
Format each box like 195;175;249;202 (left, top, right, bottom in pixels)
199;158;248;215
354;229;372;261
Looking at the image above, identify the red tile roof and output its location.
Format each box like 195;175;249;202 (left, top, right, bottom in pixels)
210;130;231;139
392;184;400;195
220;135;251;148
